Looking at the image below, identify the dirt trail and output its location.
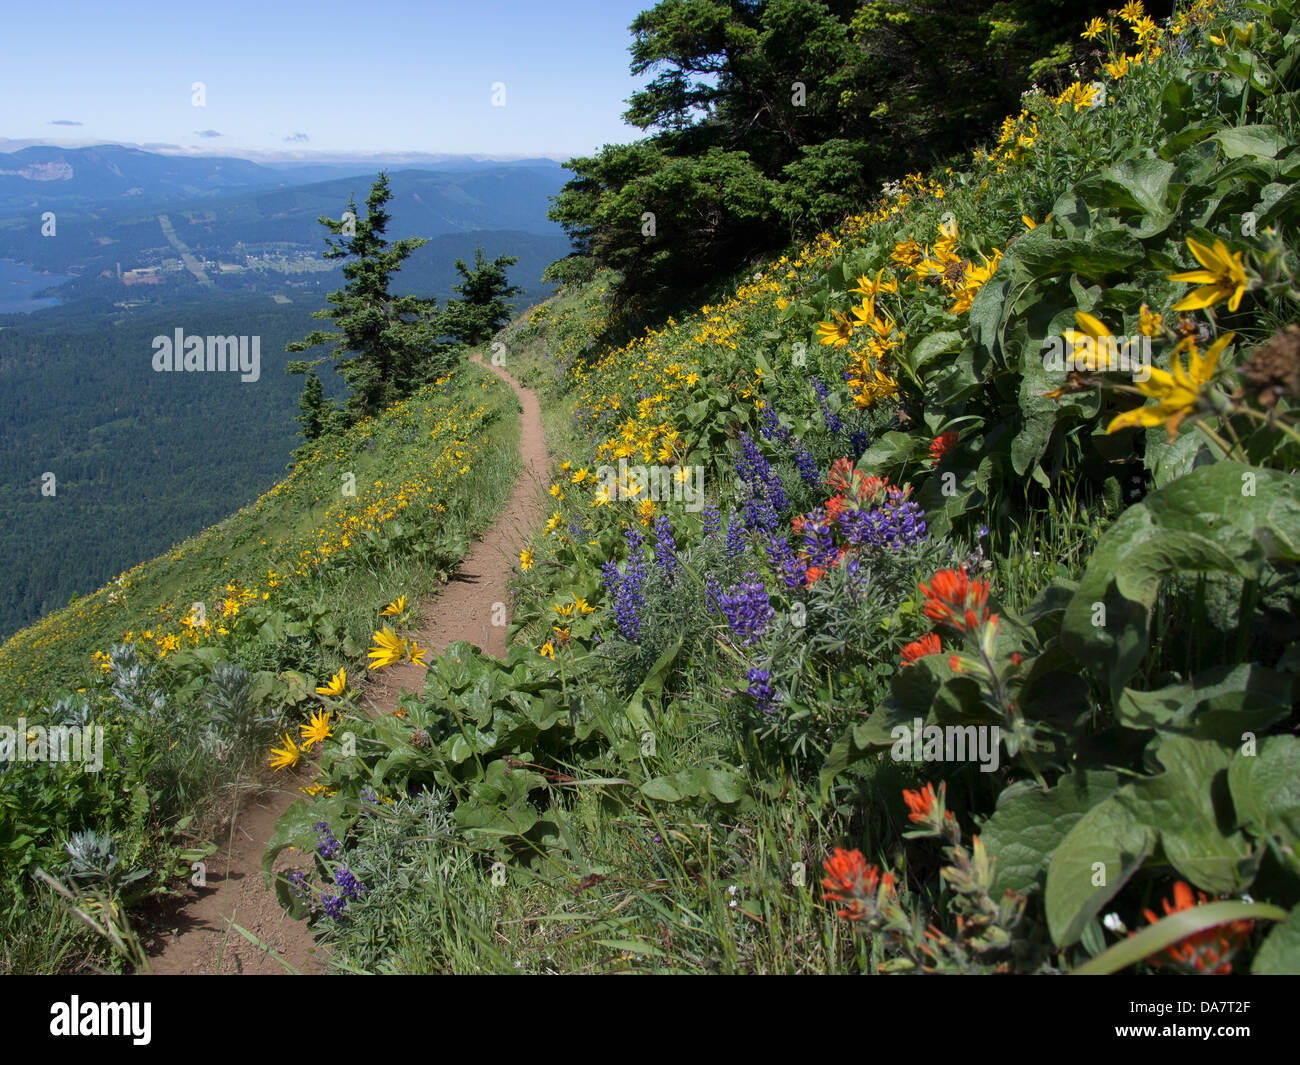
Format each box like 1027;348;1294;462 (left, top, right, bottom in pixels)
146;353;548;974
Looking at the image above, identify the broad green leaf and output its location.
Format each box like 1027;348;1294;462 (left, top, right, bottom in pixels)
1118;736;1255;895
1252;902;1300;974
1046;796;1155;946
1212;124;1282;159
1229;735;1300;876
981;771;1119;896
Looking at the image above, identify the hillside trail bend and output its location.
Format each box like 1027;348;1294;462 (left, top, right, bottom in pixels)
146;353;549;974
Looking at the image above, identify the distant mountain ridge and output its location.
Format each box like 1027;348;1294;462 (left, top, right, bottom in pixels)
0;144;568;219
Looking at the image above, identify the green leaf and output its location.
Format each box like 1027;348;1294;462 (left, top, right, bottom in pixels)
1075;152;1175;235
1011;231;1145;282
981;771;1119;897
1229;735;1300;876
1118;736;1255;895
641;767;745;805
1061;463;1300;703
1252;902;1300;974
1212;124;1282;159
1045;797;1155;946
1116;663;1294;740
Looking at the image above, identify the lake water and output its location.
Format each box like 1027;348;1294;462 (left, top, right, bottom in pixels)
0;259;74;314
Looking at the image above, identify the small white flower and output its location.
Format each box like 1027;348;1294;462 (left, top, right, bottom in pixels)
1102;912;1127;935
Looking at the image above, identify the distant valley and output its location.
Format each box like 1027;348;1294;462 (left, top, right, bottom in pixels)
0;145;572;639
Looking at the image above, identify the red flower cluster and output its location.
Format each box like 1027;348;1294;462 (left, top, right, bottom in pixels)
825;457;890;506
902;782;943;823
918;568;993;635
929;431;959;463
1140;882;1255;974
900;632;942;666
822;847;895;921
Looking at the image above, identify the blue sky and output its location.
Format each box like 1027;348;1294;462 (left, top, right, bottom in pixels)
1;0;654;160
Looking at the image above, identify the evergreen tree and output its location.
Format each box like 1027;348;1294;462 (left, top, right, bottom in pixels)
286;172;454;423
441;246;523;346
293;370;333;443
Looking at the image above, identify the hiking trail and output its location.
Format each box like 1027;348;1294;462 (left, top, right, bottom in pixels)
146;353;548;974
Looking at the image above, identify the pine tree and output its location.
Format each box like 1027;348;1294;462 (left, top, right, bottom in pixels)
286;172;453;423
441;246;523;346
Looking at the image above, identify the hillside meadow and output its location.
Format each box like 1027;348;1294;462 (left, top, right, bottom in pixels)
4;0;1300;975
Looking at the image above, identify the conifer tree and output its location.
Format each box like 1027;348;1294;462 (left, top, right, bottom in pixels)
286;172;453;423
441;246;523;346
294;370;329;441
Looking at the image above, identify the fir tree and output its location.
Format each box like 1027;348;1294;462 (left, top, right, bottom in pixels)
441;246;523;346
286;172;454;423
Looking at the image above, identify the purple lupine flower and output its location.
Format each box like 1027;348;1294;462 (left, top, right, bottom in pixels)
286;869;310;899
360;787;379;806
314;821;340;859
747;668;775;714
718;573;775;646
725;513;748;557
843;500;928;550
760;406;792;445
334;865;365;901
792;443;820;487
701;506;722;538
850;429;870;460
811;377;843;435
735;432;788;514
800;510;840;569
320;893;346;920
601;528;648;642
653;513;678;580
765;532;808;590
704;571;723;615
742;491;780;534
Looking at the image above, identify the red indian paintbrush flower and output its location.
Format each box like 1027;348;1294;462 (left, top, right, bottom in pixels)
929;431;959;463
1138;881;1254;974
902;782;942;822
901;632;942;666
822;848;894;921
918;567;992;634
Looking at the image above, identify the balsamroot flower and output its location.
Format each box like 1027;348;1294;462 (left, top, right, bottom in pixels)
1138;881;1254;974
1169;237;1249;313
1106;332;1233;441
299;708;332;751
367;625;405;669
316;668;347;697
268;732;302;772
